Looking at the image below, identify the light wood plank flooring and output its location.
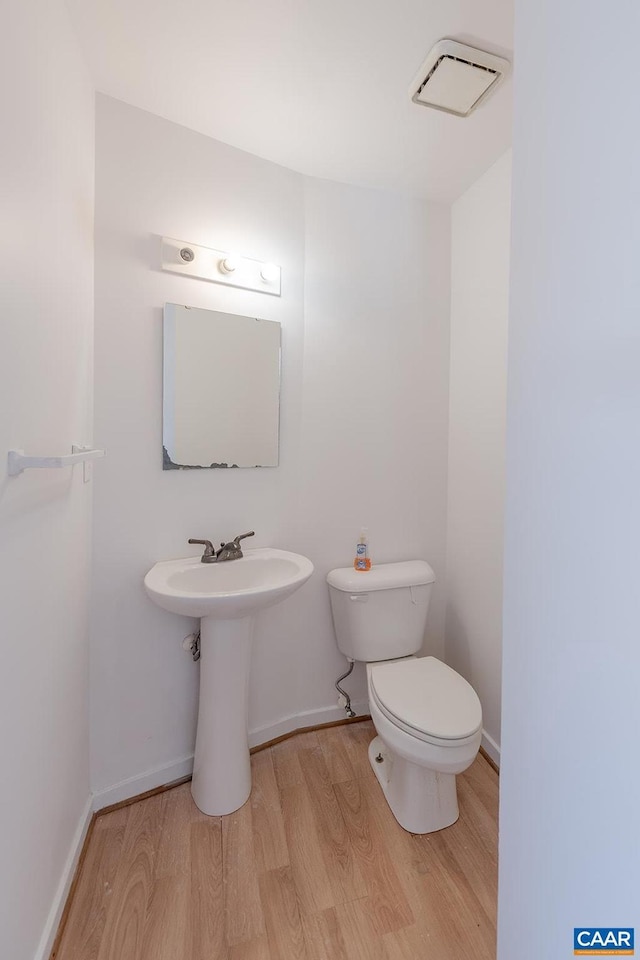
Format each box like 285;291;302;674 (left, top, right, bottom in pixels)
55;720;498;960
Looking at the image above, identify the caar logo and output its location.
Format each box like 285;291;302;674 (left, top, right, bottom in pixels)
574;928;635;955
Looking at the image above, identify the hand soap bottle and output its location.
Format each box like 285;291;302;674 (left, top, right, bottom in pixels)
354;528;371;572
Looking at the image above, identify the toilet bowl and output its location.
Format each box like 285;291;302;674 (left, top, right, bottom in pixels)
366;656;482;833
327;560;483;834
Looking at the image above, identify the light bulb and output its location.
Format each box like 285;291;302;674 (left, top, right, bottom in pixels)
260;263;279;284
219;256;237;274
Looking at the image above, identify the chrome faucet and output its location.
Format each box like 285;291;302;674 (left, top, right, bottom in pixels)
188;531;255;563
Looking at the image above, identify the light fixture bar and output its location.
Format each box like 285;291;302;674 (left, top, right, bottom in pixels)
161;237;281;296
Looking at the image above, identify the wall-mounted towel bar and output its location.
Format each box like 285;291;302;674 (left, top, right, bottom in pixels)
7;445;105;477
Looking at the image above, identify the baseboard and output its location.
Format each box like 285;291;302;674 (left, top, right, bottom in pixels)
34;796;93;960
92;754;195;811
481;729;500;769
248;699;370;749
93;708;495;813
92;701;370;812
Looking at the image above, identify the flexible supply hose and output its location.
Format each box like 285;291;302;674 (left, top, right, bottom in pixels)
335;659;356;718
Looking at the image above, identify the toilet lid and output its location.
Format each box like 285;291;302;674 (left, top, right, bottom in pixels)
369;657;482;741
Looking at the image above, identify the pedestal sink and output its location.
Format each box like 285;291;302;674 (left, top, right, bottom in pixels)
144;548;313;815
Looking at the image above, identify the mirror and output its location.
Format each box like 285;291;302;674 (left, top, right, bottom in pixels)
163;304;281;469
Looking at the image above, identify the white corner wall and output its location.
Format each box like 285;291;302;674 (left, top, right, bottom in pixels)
0;3;94;958
499;2;640;956
446;150;511;764
91;96;451;801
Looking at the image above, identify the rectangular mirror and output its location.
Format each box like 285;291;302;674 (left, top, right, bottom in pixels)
163;303;281;469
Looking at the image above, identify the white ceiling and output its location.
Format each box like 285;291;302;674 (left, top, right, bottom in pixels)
66;0;513;201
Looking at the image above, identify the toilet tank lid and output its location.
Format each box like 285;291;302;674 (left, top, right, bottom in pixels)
326;560;435;594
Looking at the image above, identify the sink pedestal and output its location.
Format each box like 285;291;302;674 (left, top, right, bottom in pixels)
191;615;255;816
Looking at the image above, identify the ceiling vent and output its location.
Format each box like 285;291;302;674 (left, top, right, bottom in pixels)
409;39;510;118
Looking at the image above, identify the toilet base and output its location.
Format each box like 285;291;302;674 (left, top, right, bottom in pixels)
368;736;459;834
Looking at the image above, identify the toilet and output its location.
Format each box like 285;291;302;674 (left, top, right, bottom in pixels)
327;560;482;834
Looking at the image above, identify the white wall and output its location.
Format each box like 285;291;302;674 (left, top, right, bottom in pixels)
498;2;640;956
0;2;94;958
92;95;306;797
446;150;511;763
299;179;450;706
91;96;451;800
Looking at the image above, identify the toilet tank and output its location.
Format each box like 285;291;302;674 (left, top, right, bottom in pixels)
327;560;435;662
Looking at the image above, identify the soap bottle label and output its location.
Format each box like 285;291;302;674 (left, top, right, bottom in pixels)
354;536;371;571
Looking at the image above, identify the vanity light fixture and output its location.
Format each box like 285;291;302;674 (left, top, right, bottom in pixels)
161;237;281;296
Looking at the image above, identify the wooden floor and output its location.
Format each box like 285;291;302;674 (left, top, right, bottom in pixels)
55;720;498;960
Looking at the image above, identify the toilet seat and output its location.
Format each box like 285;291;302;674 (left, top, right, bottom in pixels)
369;656;482;747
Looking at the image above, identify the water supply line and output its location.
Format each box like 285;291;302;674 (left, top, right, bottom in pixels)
335;658;356;718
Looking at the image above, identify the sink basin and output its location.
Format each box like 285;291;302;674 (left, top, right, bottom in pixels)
144;545;313;817
144;547;314;619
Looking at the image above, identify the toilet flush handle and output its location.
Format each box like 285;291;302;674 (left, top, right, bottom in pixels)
349;594;369;602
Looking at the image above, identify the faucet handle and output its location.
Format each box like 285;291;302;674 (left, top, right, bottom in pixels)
188;538;216;562
233;531;255;546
